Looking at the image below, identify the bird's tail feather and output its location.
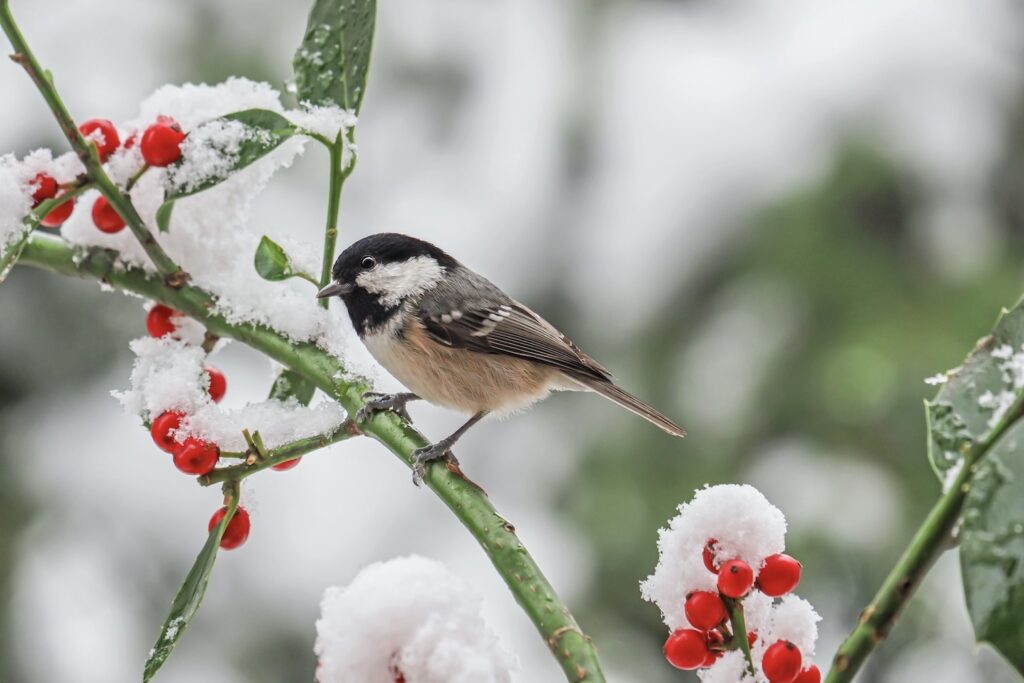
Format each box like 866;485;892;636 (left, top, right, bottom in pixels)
577;378;686;437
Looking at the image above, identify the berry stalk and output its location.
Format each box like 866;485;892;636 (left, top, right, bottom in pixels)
0;0;185;284
726;598;757;677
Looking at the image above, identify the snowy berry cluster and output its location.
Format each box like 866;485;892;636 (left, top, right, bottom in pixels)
33;116;186;232
642;485;822;683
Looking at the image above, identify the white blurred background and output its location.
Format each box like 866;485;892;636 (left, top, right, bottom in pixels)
2;0;1024;681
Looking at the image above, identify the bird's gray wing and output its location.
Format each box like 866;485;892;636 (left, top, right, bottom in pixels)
417;271;612;382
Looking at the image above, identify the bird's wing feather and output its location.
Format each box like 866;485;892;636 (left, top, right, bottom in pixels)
418;296;612;382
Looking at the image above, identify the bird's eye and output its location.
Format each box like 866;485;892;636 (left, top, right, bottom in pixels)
360;256;376;269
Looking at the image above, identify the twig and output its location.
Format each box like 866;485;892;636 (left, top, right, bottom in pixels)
199;420;359;486
317;128;356;308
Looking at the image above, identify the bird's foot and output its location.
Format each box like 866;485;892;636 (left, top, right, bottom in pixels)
411;440;459;487
356;392;417;423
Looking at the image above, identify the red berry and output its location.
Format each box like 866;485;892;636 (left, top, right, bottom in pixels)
702;650;721;667
140;117;186;167
684;591;727;630
78;118;120;160
39;195;74;227
30;173;58;207
208;506;251;550
146;304;179;338
793;665;821;683
91;196;126;233
205;366;226;403
150;411;184;453
172;438;219;475
748;630;759;647
758;553;802;597
717;559;754;598
663;629;708;671
703;538;720;574
271;457;302;471
762;641;803;683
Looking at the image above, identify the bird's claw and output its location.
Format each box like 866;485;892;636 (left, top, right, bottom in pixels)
357;391;414;423
410;442;459;486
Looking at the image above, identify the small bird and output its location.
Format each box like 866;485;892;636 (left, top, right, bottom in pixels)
316;233;684;482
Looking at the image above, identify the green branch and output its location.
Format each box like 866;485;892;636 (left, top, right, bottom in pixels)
15;235;606;682
1;0;185;284
825;398;1022;682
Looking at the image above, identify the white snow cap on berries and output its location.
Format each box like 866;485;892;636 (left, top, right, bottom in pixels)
642;484;821;683
114;334;346;450
314;555;515;683
641;484;787;629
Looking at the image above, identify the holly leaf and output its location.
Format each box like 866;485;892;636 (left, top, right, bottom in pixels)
926;295;1024;482
292;0;376;113
155;109;297;232
142;498;238;682
961;419;1024;676
254;236;295;281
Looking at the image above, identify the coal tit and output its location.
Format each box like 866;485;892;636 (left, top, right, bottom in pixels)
317;233;684;482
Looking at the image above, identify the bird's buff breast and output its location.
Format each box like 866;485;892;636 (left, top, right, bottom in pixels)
362;318;559;415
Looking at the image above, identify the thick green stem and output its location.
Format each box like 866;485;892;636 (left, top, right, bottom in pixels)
318;131;354;308
0;0;184;283
825;405;1021;683
15;236;606;682
198;420;360;486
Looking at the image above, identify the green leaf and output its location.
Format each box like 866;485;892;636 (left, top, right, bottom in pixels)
0;228;32;284
142;498;237;682
292;0;376;113
155;201;175;234
926;295;1024;482
155;109;298;231
254;235;294;281
268;367;316;405
961;419;1024;676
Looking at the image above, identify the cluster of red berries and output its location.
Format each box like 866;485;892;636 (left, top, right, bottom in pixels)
146;303;227;478
663;541;819;683
33;116;186;231
146;305;299;472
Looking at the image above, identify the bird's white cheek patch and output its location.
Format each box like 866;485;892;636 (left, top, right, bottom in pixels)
356;256;445;307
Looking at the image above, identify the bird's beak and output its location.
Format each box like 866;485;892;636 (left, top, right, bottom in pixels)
316;281;353;298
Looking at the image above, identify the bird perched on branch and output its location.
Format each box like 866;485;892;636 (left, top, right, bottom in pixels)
317;233;684;483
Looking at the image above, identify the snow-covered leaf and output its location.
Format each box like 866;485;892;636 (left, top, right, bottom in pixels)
293;0;376;114
156;109;297;231
926;295;1024;482
960;419;1024;677
143;499;237;682
269;367;316;405
254;235;295;281
0;227;32;284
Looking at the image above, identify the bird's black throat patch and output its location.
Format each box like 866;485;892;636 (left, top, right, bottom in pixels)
342;287;401;337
